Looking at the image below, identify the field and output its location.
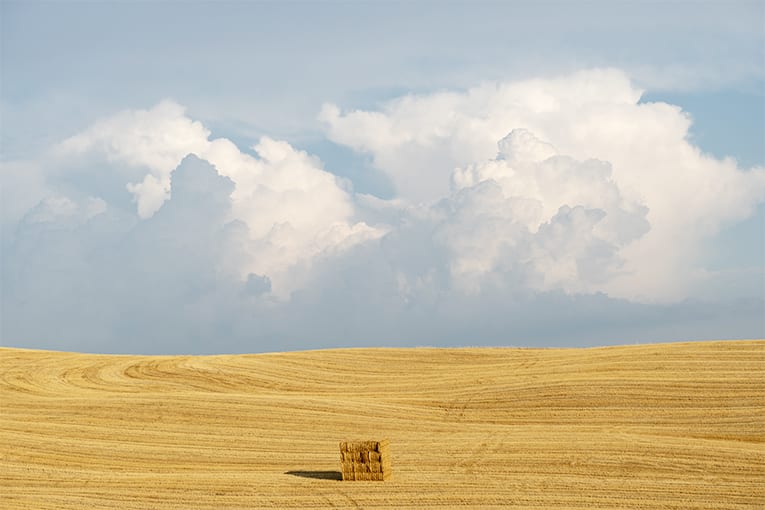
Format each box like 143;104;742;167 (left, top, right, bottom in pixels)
1;340;763;509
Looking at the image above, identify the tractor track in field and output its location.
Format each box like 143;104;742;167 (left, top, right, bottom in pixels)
1;341;763;509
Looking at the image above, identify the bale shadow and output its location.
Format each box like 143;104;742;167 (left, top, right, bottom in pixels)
285;470;342;480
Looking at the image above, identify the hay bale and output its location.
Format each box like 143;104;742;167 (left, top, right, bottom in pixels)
339;440;392;481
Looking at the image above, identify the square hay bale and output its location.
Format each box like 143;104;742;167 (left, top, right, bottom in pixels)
339;440;391;481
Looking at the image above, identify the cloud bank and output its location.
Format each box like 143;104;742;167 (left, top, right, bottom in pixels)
2;70;763;353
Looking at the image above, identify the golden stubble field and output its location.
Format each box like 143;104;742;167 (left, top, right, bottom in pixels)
1;341;763;509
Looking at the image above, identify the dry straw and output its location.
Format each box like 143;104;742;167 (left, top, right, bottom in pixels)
339;440;391;481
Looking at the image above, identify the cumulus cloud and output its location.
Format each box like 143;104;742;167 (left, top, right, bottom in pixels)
54;101;385;297
57;100;212;217
443;129;650;295
321;69;765;301
1;69;763;353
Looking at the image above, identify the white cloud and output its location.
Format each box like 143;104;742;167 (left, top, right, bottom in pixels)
55;101;385;297
57;100;211;217
321;69;765;302
57;100;210;172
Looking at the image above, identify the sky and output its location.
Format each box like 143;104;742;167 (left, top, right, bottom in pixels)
1;1;763;354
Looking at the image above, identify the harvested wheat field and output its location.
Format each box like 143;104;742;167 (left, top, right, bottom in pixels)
1;340;763;509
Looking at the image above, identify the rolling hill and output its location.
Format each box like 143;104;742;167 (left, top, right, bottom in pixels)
1;340;763;509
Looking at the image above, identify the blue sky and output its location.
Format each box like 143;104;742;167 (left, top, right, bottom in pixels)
1;1;763;354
